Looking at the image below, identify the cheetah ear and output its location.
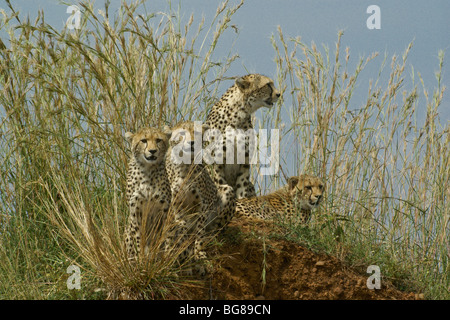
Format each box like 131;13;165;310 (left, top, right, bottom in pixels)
125;131;134;143
287;176;300;191
163;125;172;139
235;76;251;90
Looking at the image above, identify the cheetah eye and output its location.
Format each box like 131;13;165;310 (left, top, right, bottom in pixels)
305;186;312;190
140;139;147;144
156;138;162;144
319;185;324;189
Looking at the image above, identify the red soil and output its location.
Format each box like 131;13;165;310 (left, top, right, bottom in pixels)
186;217;420;300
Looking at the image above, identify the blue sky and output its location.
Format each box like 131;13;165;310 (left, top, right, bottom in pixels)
3;0;448;121
1;0;449;181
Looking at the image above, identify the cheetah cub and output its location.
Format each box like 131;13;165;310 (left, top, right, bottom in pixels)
236;174;325;224
164;121;236;272
124;127;172;261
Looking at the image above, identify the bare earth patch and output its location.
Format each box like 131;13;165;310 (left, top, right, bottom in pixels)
186;217;419;300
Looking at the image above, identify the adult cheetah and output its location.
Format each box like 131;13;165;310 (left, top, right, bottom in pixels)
205;74;281;199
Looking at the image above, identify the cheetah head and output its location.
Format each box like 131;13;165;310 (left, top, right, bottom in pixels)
287;174;325;210
125;127;171;166
235;74;281;113
164;121;209;164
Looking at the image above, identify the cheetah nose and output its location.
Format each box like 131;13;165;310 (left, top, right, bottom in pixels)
275;92;281;98
149;149;157;155
311;195;322;205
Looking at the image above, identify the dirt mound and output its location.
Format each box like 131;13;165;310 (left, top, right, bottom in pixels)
187;218;418;300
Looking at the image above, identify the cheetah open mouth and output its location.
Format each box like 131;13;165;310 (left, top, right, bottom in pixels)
309;200;320;207
145;155;157;161
264;99;274;106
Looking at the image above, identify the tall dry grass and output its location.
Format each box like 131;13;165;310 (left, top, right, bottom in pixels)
271;28;449;299
0;0;242;299
0;0;447;300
